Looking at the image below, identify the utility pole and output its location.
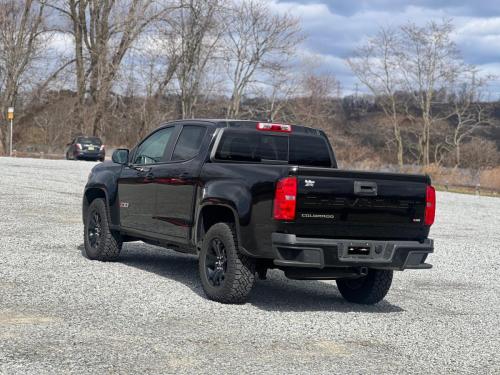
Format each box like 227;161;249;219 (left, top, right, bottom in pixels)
7;107;14;156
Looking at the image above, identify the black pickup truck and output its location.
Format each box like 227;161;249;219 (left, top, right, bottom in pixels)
83;120;435;304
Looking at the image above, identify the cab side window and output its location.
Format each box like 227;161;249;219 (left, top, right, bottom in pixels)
171;125;206;161
134;127;175;165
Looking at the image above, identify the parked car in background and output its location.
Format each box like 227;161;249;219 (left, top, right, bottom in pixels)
66;136;105;161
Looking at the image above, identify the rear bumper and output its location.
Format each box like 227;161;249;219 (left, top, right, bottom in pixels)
75;150;105;159
272;233;433;271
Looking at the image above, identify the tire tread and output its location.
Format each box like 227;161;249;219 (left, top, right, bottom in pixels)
336;269;393;305
199;223;255;304
84;198;122;261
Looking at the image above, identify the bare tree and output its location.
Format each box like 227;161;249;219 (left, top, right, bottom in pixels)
53;0;166;136
32;92;75;152
173;0;225;119
347;28;405;166
289;67;340;139
398;20;463;166
223;0;302;118
247;67;299;122
0;0;47;154
446;71;494;167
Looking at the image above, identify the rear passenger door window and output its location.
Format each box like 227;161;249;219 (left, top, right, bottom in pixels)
133;127;175;165
214;131;287;162
171;125;207;161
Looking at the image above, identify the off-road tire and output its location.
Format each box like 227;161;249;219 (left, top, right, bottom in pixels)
199;223;255;304
336;269;393;304
84;198;122;261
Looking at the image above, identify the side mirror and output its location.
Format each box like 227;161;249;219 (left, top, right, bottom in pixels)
112;149;129;165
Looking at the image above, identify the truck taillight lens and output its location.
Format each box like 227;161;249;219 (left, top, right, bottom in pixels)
273;177;297;221
75;143;82;150
424;185;436;226
100;144;105;151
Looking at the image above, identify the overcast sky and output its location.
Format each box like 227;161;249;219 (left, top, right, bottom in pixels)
269;0;500;97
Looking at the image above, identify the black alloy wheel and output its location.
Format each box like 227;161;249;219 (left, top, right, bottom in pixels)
205;238;228;288
87;210;102;249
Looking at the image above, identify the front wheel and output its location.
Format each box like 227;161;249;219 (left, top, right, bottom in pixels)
336;269;393;304
84;198;122;261
199;223;255;304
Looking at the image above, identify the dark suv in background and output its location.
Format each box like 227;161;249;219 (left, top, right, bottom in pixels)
66;136;105;161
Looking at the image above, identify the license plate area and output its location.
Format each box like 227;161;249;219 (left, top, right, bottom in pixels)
337;240;395;263
347;245;371;256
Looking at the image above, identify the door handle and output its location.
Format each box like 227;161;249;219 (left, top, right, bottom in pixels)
133;166;152;173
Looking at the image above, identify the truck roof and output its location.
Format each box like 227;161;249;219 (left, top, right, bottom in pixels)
162;119;324;135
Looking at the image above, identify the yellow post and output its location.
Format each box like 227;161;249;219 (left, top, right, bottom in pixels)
7;107;14;157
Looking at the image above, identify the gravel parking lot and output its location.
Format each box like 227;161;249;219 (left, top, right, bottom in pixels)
0;157;499;374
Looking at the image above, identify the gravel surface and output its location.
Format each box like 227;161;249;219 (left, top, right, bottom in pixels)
0;157;499;374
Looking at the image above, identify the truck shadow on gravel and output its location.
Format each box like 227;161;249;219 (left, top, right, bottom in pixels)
82;243;404;313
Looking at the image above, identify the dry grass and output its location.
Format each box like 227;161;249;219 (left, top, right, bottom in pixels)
480;167;500;190
10;151;64;160
423;165;500;191
344;162;500;193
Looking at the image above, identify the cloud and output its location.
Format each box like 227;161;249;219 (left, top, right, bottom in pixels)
269;1;500;97
45;1;500;97
275;0;500;18
47;32;74;55
454;18;500;64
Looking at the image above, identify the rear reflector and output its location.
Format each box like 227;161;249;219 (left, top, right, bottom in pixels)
257;123;292;133
273;177;297;221
424;185;436;226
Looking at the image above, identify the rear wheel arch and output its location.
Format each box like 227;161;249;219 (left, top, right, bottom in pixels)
196;204;240;249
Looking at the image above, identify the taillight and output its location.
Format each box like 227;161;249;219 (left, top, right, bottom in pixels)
273;177;297;220
100;144;105;151
257;123;292;133
424;185;436;226
75;143;82;150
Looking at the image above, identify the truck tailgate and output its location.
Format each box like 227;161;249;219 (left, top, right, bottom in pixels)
293;167;430;241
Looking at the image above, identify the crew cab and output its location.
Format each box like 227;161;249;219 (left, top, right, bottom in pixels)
82;120;435;304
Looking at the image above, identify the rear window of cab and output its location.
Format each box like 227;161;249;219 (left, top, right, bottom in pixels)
213;130;333;168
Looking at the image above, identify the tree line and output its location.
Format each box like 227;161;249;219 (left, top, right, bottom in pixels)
0;1;498;168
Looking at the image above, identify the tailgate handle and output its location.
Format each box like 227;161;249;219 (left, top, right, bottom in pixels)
354;181;378;196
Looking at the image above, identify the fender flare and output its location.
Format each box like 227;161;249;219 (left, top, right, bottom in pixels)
83;185;115;227
194;200;244;252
